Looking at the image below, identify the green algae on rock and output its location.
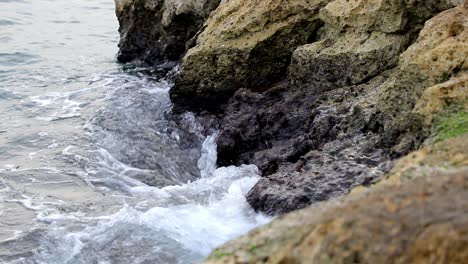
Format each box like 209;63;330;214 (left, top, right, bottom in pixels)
432;112;468;142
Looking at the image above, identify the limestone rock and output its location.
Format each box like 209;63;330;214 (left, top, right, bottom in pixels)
205;167;468;264
114;0;221;64
289;31;408;92
216;4;468;215
288;0;466;92
379;134;468;186
288;0;411;91
171;0;330;110
372;4;468;146
405;0;465;26
398;5;468;84
319;0;407;35
414;73;468;124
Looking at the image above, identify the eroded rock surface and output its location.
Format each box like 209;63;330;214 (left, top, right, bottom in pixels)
206;133;468;263
171;0;331;110
289;0;409;91
114;0;468;261
217;3;468;214
216;75;395;214
115;0;221;64
115;0;467;227
206;165;468;264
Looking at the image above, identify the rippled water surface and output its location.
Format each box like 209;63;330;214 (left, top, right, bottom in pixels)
0;1;269;263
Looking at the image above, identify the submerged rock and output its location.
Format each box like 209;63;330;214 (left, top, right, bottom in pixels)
170;0;330;110
114;0;221;64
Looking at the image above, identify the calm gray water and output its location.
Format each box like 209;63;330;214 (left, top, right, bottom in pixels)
0;1;269;263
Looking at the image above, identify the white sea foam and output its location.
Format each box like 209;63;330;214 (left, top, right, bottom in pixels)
35;165;269;264
32;131;271;264
198;133;219;178
30;89;91;121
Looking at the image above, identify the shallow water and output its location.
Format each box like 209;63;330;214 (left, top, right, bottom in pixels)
0;1;270;263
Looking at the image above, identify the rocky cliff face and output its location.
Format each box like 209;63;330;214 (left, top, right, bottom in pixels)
215;1;467;215
114;0;221;64
170;0;331;110
115;0;468;262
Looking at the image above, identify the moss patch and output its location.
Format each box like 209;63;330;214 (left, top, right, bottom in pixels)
433;111;468;142
212;249;233;259
248;243;258;252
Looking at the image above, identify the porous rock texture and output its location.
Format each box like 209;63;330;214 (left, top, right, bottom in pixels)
205;139;468;263
114;0;221;64
289;0;409;91
377;135;468;187
414;73;468;124
217;2;468;215
170;0;331;110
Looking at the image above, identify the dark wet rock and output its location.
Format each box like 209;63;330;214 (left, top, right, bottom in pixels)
117;0;467;214
114;0;221;64
216;73;397;215
205;135;468;263
247;136;392;215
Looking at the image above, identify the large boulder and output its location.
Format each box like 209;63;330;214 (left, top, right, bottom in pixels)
171;0;331;110
288;0;466;92
398;4;468;84
289;0;408;91
205;157;468;263
319;0;407;34
217;3;467;215
372;3;468;146
114;0;221;64
207;135;468;263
